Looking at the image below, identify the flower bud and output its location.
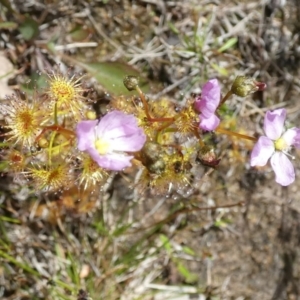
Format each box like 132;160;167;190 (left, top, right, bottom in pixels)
86;110;97;120
38;138;49;148
231;76;266;97
123;75;139;91
198;146;220;167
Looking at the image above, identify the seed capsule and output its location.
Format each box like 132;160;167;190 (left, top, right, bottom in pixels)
231;76;266;97
123;75;139;91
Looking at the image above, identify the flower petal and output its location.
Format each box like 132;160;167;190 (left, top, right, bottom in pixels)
85;146;133;171
270;152;295;186
97;111;137;138
109;129;146;152
264;109;286;140
76;110;146;171
199;114;220;131
202;79;221;106
97;111;146;152
197;100;216;118
282;127;300;149
76;120;98;151
101;153;134;171
194;79;220;115
100;112;146;152
250;136;274;166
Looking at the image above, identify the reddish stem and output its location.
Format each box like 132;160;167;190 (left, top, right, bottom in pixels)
193;129;205;147
136;86;175;123
135;86;152;120
219;90;233;107
215;127;257;142
35;125;76;143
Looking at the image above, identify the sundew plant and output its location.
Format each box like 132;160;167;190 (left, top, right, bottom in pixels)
2;0;300;298
1;70;299;196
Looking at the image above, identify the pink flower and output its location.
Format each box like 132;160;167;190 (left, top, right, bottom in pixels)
250;108;300;186
76;111;146;171
194;79;221;131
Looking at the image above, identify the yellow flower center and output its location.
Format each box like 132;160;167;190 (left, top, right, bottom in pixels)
274;137;288;151
16;111;34;133
95;139;110;155
50;80;75;103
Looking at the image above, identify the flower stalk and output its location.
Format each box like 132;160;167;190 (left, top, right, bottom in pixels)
215;127;257;142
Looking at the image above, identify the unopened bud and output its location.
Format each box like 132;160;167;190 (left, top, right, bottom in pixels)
198;146;220;167
231;76;267;97
38;138;49;148
123;75;139;91
86;110;97;120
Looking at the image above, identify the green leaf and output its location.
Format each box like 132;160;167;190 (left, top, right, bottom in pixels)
69;25;90;42
0;249;40;276
0;21;18;30
217;37;238;53
93;220;109;235
19;17;39;41
0;216;21;224
182;246;195;256
211;63;228;76
214;218;231;228
159;234;172;253
76;61;151;96
0;142;9;147
167;21;179;34
177;262;198;283
0;161;8;172
46;41;56;54
113;223;132;236
67;253;80;286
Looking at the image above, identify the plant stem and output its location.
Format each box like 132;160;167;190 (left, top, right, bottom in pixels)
136;86;174;123
54;102;58;125
136;86;152;120
219;90;233;107
193;129;205;147
215;127;257;142
48;131;57;166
